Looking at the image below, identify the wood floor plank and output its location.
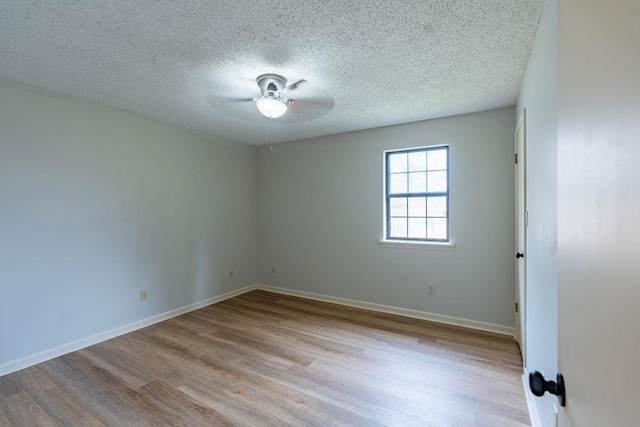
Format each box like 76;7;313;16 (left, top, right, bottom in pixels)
0;367;56;400
77;346;152;390
0;290;530;426
0;391;59;426
0;408;12;427
47;354;157;426
32;385;106;427
137;380;234;426
181;359;381;427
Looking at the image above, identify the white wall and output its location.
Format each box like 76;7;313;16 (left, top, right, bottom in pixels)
257;107;516;328
515;0;558;424
0;78;257;367
557;0;640;425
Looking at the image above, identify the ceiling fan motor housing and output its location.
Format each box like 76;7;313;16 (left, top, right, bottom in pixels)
257;74;287;95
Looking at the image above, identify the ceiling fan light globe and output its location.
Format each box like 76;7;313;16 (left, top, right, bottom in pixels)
256;96;287;118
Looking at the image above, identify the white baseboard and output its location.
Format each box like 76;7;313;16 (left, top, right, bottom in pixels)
523;372;542;427
0;285;257;377
256;284;515;336
2;283;515;377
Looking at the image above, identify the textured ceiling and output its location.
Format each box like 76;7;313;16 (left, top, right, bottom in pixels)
0;0;543;145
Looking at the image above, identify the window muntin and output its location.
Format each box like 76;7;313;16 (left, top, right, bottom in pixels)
385;146;449;241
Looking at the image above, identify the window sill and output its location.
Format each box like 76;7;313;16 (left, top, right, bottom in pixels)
378;240;456;251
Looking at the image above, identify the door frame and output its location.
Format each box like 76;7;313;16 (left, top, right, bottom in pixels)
515;109;527;367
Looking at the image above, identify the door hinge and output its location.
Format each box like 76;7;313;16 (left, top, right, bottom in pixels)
515;302;519;313
515;153;518;164
525;210;529;227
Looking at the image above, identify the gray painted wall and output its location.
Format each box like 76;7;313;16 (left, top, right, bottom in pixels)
516;0;558;424
0;78;257;365
257;107;516;327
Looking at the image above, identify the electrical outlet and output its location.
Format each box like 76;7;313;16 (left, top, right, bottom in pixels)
272;265;277;274
428;284;436;295
229;269;234;278
140;289;148;301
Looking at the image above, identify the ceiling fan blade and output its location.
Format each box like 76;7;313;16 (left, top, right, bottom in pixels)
204;95;260;120
205;95;254;106
283;79;307;92
279;95;335;124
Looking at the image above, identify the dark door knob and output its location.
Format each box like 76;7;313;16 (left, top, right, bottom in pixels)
529;371;566;407
516;252;524;259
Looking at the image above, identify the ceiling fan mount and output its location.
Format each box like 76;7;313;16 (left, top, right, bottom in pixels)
256;74;287;96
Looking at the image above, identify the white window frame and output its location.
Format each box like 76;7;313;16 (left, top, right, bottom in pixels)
379;145;455;251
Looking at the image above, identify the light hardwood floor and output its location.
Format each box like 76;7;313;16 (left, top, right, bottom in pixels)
0;290;530;426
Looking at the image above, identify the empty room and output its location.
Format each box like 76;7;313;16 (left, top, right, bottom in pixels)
1;0;638;426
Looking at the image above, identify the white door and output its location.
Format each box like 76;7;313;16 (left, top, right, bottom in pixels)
514;110;527;365
557;0;640;425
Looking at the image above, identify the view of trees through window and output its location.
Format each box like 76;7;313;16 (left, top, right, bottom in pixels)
385;146;449;241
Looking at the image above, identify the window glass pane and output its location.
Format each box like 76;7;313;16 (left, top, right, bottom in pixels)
427;149;447;171
408;197;426;217
408;172;426;193
390;197;407;216
390;218;407;238
427;171;447;192
408;218;426;238
427;196;447;217
408;151;426;172
389;153;407;173
427;218;447;239
390;174;407;194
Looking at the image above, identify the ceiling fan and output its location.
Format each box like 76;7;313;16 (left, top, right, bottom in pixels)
205;73;335;123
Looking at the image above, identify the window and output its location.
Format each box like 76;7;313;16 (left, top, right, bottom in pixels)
385;146;449;242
